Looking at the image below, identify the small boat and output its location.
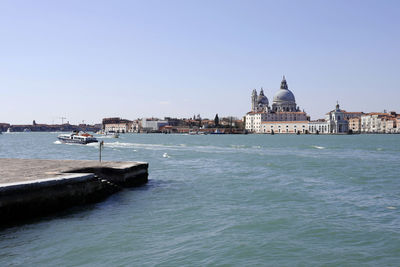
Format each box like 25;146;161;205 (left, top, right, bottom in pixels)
105;131;119;138
6;128;11;133
210;129;225;135
58;132;98;144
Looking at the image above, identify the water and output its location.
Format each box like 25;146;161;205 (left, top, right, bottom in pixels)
0;133;400;266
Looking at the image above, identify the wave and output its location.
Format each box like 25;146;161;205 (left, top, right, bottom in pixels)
312;145;325;150
230;144;247;149
87;142;100;147
97;135;116;139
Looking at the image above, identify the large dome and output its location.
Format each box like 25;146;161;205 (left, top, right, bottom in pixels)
272;76;296;103
273;89;295;103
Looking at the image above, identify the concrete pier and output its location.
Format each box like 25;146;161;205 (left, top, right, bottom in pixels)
0;158;148;225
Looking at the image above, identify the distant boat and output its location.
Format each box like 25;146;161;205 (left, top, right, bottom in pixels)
58;132;98;144
210;129;225;135
105;131;119;138
6;128;11;133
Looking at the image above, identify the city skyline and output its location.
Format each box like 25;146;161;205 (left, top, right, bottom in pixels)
1;0;400;124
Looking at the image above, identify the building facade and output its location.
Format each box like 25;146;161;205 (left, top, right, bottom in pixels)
102;117;133;133
141;118;168;132
361;112;398;133
261;121;309;134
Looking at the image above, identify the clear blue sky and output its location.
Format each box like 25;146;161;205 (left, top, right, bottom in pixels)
1;0;399;124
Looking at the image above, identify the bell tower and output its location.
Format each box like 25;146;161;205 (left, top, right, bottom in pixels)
251;89;257;112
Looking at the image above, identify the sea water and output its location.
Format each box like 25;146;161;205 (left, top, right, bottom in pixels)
0;133;399;266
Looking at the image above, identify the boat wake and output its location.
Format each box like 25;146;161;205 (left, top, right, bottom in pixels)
87;142;100;147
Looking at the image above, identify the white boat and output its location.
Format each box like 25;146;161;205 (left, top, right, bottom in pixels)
105;131;119;138
58;132;98;144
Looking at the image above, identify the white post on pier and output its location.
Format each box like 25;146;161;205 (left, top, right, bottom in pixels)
99;141;104;162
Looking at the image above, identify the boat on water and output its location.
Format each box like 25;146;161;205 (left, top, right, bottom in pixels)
104;131;119;138
210;129;225;135
58;132;98;144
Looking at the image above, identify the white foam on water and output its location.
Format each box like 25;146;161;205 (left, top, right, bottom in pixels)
104;141;185;151
97;135;114;139
87;142;100;147
312;145;325;150
377;148;383;151
230;144;246;149
163;153;170;158
386;206;396;210
53;141;62;144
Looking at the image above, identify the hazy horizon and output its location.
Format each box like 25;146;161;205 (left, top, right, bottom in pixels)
1;0;399;125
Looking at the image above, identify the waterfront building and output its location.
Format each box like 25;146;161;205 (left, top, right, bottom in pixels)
361;113;389;133
348;117;361;133
245;77;308;133
261;121;309;134
325;103;349;133
245;112;268;133
308;119;329;134
344;112;364;120
102;117;133;133
384;118;396;133
140;118;168;132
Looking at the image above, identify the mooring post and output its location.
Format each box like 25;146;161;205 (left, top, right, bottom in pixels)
99;140;104;162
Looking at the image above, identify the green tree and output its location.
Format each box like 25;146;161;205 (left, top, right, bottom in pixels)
214;114;219;126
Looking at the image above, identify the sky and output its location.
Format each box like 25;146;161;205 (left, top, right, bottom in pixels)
1;0;399;124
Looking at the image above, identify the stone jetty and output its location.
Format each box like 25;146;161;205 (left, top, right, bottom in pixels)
0;158;148;225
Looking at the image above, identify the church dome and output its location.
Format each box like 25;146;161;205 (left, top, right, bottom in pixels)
257;95;269;105
273;76;296;103
273;89;295;103
257;88;269;105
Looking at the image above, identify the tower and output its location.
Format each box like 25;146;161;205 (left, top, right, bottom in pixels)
251;89;257;112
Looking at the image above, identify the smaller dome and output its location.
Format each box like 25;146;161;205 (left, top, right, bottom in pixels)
257;95;269;105
257;88;269;105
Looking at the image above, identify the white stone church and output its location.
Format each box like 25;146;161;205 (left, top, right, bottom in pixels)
245;77;309;133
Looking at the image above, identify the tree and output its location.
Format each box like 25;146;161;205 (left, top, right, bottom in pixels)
214;114;219;126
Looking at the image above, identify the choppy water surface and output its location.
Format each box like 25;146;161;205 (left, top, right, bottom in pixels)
0;133;399;266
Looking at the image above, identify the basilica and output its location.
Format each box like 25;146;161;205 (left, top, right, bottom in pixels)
245;77;309;133
251;76;300;113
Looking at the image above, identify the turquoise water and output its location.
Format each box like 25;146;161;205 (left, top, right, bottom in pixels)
0;133;399;266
